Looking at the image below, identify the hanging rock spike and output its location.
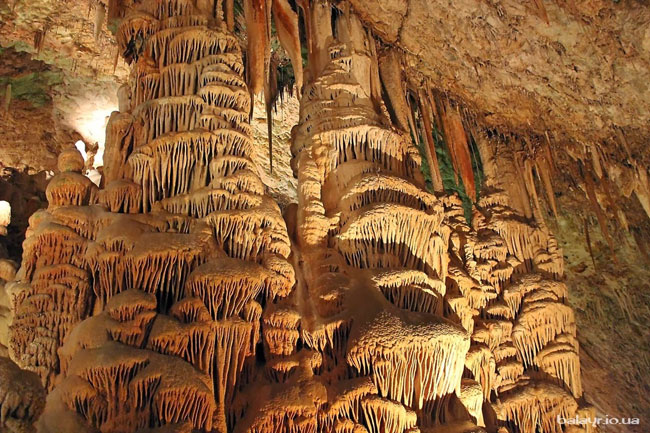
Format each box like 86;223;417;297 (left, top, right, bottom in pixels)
4;2;587;433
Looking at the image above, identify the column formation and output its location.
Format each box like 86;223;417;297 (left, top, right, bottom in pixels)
9;1;294;432
444;187;584;433
5;1;588;432
234;28;471;432
236;13;586;433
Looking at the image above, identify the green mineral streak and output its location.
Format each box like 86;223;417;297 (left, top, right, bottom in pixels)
414;129;434;189
415;125;484;223
6;40;35;54
107;21;120;35
0;70;63;107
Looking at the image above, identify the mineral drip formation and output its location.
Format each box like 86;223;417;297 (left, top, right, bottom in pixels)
8;0;293;431
4;1;588;433
267;5;582;433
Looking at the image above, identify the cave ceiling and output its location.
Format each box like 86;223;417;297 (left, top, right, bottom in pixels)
2;0;649;165
345;0;650;156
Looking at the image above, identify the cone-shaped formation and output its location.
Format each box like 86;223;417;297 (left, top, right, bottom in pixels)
5;2;586;432
9;158;96;389
9;1;293;432
277;14;472;430
276;8;584;432
442;188;586;430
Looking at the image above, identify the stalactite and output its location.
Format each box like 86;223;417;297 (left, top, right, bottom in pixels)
521;155;545;224
583;218;596;270
4;83;11;113
634;165;650;219
265;56;277;173
243;0;271;95
440;100;476;202
418;90;444;192
226;0;234;31
94;2;106;41
535;156;557;218
272;0;303;94
532;0;550;24
472;130;498;188
582;163;618;264
378;49;410;133
33;25;48;53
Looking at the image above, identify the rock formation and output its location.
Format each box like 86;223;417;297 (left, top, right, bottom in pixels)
9;0;292;431
0;356;46;433
1;201;18;356
278;6;585;431
3;1;590;432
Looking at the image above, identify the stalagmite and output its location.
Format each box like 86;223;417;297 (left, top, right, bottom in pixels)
535;334;582;398
465;344;496;400
286;22;485;432
512;296;576;366
8;150;96;389
4;3;586;433
8;1;293;432
458;379;484;426
493;378;578;433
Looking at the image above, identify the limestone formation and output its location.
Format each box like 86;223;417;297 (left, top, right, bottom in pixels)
4;1;588;432
0;357;46;433
9;0;292;431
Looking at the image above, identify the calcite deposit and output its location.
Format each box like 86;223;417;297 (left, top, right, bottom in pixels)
1;0;594;432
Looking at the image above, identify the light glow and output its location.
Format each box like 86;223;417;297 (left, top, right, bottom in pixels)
0;200;11;228
58;81;118;169
75;140;88;161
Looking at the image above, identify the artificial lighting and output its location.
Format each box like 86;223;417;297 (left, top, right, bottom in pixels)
0;201;10;235
62;84;118;169
75;140;88;161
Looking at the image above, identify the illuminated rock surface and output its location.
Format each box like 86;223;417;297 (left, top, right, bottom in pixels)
0;0;646;433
